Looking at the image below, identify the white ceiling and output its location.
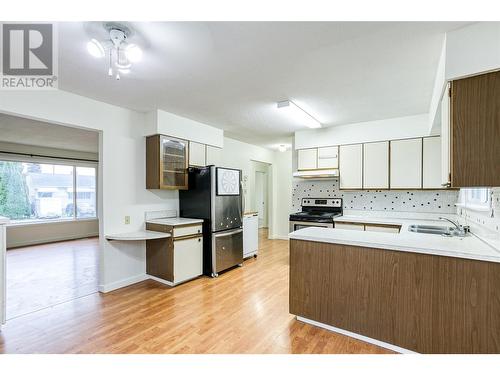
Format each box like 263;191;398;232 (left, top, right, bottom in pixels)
0;114;99;153
57;22;470;148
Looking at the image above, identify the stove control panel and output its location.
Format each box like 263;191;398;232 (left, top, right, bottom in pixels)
301;198;342;208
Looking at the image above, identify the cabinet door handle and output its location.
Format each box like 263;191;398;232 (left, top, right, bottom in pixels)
441;182;451;187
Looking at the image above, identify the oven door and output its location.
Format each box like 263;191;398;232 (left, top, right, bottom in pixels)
289;221;334;233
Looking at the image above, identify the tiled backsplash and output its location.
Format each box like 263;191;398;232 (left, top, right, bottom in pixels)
292;178;459;213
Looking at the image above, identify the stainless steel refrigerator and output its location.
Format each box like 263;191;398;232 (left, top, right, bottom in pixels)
179;166;243;277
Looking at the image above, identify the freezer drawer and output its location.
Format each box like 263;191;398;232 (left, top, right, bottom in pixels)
212;228;243;275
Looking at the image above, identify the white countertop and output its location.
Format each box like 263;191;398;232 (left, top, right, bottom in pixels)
0;216;9;225
146;217;203;226
290;214;500;263
105;230;172;241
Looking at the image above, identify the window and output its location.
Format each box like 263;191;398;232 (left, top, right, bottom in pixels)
459;188;491;211
0;160;97;222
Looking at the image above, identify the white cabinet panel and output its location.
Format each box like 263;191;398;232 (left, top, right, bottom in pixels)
297;149;318;170
174;237;203;283
243;214;259;258
173;225;203;238
317;146;339;169
423;137;442;189
441;84;451;186
390;138;423;189
335;222;365;231
339;144;363;189
364;225;400;233
363;141;389;189
189;141;206;167
206;145;222;166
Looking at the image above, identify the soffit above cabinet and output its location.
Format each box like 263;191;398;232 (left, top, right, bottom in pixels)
144;109;224;148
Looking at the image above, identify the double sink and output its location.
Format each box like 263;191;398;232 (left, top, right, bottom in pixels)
408;224;470;237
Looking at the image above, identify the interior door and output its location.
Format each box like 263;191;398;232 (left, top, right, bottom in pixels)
255;171;267;228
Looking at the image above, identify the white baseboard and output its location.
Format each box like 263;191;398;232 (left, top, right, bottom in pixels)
98;273;149;293
148;275;174;286
296;316;417;354
271;235;289;240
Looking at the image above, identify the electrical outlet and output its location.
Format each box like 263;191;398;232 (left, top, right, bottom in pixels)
125;216;130;225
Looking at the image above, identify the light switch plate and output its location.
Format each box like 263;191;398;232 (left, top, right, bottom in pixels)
125;216;130;225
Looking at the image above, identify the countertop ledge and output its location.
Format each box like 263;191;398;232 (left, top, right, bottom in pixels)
105;230;172;241
145;217;203;226
290;215;500;263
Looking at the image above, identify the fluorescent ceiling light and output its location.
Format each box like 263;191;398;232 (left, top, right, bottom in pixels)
277;100;321;129
87;39;105;58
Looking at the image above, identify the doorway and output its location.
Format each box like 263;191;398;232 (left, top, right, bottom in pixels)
253;161;270;229
0;113;100;320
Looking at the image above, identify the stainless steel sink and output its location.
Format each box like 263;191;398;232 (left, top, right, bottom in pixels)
408;225;453;236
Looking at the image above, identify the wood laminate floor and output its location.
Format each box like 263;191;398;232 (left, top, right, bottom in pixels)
6;237;99;319
0;230;393;354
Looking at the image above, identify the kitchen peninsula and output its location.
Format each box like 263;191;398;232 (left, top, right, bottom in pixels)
289;216;500;354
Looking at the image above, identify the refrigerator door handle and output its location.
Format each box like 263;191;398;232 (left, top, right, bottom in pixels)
213;228;243;238
240;180;245;219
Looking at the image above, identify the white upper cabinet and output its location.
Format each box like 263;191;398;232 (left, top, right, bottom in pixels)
206;145;223;166
390;138;423;189
441;83;451;187
189;141;206;167
339;144;363;189
297;149;318;170
317;146;339;169
363;141;389;189
423;136;442;189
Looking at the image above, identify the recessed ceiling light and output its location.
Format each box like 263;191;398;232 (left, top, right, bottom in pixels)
278;145;287;152
87;39;105;58
277;100;321;129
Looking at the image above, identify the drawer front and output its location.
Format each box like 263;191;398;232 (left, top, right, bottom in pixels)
173;224;202;238
364;224;400;233
335;222;365;231
213;228;243;273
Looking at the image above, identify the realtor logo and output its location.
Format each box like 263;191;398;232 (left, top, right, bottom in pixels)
1;23;58;89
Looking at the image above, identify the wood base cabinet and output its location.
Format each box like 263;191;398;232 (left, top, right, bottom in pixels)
289;239;500;353
146;223;203;285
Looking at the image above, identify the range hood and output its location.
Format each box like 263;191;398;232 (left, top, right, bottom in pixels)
292;169;339;179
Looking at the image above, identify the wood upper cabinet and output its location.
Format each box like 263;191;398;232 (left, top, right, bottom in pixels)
206;145;223;166
297;148;318;170
450;71;500;187
146;134;189;190
317;146;339;169
363;141;389;189
390;138;422;189
339;144;363;189
189;141;206;167
423;136;443;189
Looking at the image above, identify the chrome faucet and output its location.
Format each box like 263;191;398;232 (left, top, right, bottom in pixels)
438;217;470;237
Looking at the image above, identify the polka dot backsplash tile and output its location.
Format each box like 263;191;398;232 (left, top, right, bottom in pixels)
291;178;459;214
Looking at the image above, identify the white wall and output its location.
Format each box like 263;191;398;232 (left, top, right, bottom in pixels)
446;22;500;81
295;114;429;149
0;90;178;292
428;36;447;134
271;150;292;240
148;109;224;148
219;137;274;212
7;220;98;249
